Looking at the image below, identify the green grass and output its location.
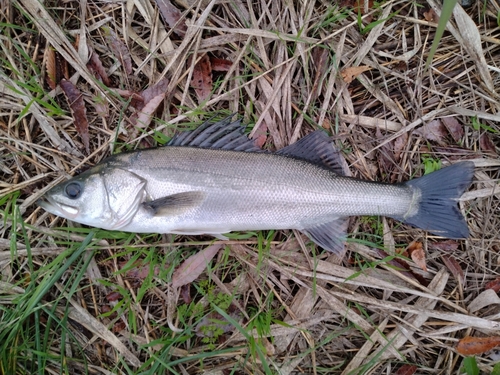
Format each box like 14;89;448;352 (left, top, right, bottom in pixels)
0;208;97;374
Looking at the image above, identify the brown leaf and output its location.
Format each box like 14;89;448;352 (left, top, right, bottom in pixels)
430;240;459;252
480;133;497;155
113;321;126;333
92;95;109;117
191;54;213;102
180;284;192;304
140;78;170;109
340;0;374;14
251;121;268;148
311;47;329;100
113;88;143;102
210;57;233;72
100;305;112;314
414;119;447;145
485;277;500;293
441;117;464;143
423;8;439;23
60;79;90;153
172;244;223;289
393;132;408;160
456;336;500;356
155;0;187;37
374;248;428;285
122;261;160;285
45;47;57;90
394;364;418;375
394;61;408;72
376;127;396;175
407;241;427;272
134;93;165;130
88;49;111;86
441;255;465;285
341;66;371;84
106;291;121;302
103;26;133;75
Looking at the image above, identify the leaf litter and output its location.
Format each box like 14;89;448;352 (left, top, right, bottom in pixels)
2;0;500;374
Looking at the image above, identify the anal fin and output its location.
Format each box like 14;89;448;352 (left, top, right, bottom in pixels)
143;191;205;217
301;217;349;256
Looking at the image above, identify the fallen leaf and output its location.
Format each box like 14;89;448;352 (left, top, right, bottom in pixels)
191;54;213;102
134;93;165;130
407;241;427;272
103;26;133;75
441;117;464;143
423;8;439;23
374;248;427;285
441;255;465;285
113;321;126;333
376;127;396;176
485;277;500;293
430;240;459;252
468;289;500;313
210;57;233;72
124;262;159;281
394;61;408;72
88;49;111;86
180;284;191;304
92;94;109;117
311;47;329;100
414;119;448;145
60;79;90;153
172;244;223;289
480;133;497;155
251;121;268;148
45;47;57;89
139;78;170;110
155;0;187;37
113;88;143;103
341;66;371;84
339;0;374;14
393;132;408;160
101;305;112;314
457;336;500;356
394;364;418;375
106;291;121;302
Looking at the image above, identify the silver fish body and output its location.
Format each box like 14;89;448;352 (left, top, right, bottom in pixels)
37;118;474;253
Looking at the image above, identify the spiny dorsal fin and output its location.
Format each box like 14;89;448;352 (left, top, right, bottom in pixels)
168;116;261;152
277;131;350;176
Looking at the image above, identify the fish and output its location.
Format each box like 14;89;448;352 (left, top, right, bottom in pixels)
37;117;475;254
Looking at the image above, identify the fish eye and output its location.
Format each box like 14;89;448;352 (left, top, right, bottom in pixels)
65;182;83;199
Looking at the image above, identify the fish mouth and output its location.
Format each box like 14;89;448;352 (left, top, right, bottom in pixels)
37;196;80;219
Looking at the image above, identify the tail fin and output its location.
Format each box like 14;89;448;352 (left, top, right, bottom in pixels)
399;161;475;238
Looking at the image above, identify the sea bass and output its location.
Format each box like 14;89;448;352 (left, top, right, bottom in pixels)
37;117;475;254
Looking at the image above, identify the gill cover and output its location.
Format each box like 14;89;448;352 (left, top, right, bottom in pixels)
102;169;147;230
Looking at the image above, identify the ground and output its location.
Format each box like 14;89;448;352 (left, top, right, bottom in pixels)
1;0;500;374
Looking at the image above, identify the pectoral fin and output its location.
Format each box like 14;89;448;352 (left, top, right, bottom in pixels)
143;191;205;217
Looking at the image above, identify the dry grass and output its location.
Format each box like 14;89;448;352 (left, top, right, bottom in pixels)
1;0;500;374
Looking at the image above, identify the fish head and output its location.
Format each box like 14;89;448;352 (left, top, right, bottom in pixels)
38;166;147;231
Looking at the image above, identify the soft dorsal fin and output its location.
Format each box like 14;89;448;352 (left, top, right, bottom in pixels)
168;117;261;152
277;131;349;176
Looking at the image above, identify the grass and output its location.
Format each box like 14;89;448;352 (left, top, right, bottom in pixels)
1;0;500;374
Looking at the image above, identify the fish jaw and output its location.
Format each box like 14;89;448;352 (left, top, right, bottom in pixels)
37;195;80;220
